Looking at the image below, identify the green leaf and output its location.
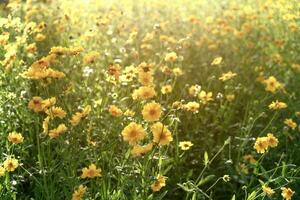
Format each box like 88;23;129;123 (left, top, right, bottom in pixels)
247;191;257;200
231;194;236;200
197;175;215;187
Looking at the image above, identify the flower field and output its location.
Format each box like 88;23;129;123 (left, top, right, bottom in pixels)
0;0;300;199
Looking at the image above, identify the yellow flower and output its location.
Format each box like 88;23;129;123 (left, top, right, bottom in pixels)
7;131;24;144
243;154;257;164
269;100;287;110
3;157;19;172
151;175;166;192
262;185;275;196
131;143;153;157
109;105;123;117
179;141;193;150
219;71;237;81
198;91;213;104
161;85;172;94
138;62;154;74
46;107;67;119
211;56;222;65
281;187;294;200
42;116;50;135
254;137;269;154
142;102;162;122
164;52;177;62
35;33;46;41
138;72;153;86
132;86;156;100
28;96;44;112
121;122;146;145
48;124;68;139
188;85;201;97
41;97;57;110
284;118;297;130
83;51;99;65
124;109;135;117
173;67;183;76
226;94;235;102
81;164;101;179
151;122;173;145
266;133;279;148
183;101;200;113
263;76;282;93
70;106;91;126
0;166;5;176
72;185;87;200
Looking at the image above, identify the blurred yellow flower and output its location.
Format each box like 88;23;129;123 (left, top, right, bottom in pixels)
49;124;68;139
269;100;287;110
198;91;213;104
164;52;177;62
81;164;101;179
219;71;237;81
46;106;67;119
8;131;24;144
109;105;123;117
72;185;87;200
262;185;275;196
0;166;5;176
131;143;153;157
3;157;19;172
161;85;172;94
179;141;193;150
263;76;282;93
151;175;166;192
151;122;173;145
284;118;297;130
142;101;162;122
281;187;294;200
211;57;222;65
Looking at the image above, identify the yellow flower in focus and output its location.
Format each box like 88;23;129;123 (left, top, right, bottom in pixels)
72;185;87;200
151;122;173;145
211;56;222;65
46;107;67;119
198;91;213;104
263;76;282;93
81;164;101;179
179;141;193;150
164;52;177;62
8;131;24;144
151;175;166;192
161;85;172;94
281;187;294;200
121;122;146;145
0;166;5;176
254;137;269;153
284;118;297;130
131;143;153;157
48;124;68;139
3;157;19;172
269;100;287;110
219;71;237;81
109;105;123;117
262;185;275;196
142;101;162;122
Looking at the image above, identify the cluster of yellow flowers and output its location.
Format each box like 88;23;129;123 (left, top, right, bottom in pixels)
254;133;279;154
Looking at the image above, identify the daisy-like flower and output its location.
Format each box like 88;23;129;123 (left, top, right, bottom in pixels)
72;185;87;200
161;85;172;94
243;154;257;164
131;143;153;157
3;157;19;172
219;71;237;81
254;137;269;153
83;51;99;65
81;164;101;179
138;72;153;86
28;96;44;112
269;100;287;110
198;91;213;104
263;76;282;93
211;56;222;65
46;106;66;119
188;85;201;97
121;122;146;145
266;133;279;148
183;101;200;113
151;175;166;192
284;118;297;130
8;131;24;144
151;122;173;145
179;141;193;150
109;105;123;117
48;124;68;139
281;187;295;200
262;185;275;196
164;52;177;62
70;106;91;126
132;86;156;100
142;101;162;122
